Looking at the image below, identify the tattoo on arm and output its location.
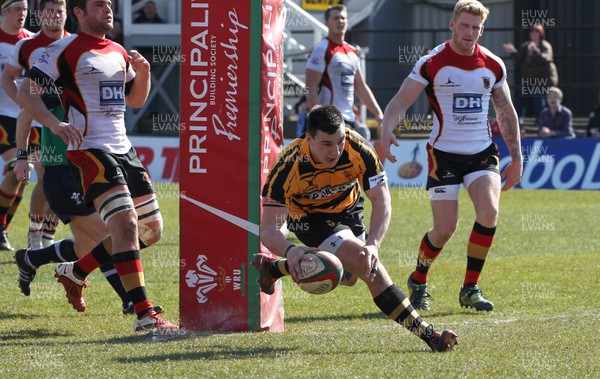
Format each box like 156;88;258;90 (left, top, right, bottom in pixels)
492;86;522;162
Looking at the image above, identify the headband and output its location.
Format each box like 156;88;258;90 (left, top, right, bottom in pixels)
1;0;27;11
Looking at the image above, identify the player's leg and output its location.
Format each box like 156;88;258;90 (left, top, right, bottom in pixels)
254;228;457;352
458;171;501;311
68;214;138;313
41;208;58;248
0;115;30;250
334;237;456;351
0;150;22;251
4;180;26;233
86;148;174;330
133;193;163;248
27;150;48;249
53;185;136;313
14;166;114;305
407;198;459;311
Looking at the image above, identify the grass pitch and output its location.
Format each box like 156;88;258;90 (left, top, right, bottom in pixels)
0;184;599;378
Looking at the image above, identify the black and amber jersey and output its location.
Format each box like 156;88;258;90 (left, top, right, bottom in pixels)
262;129;387;218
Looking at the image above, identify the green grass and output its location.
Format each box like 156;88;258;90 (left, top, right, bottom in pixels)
1;185;599;378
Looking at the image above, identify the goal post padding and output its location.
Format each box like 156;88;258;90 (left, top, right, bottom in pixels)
179;0;285;331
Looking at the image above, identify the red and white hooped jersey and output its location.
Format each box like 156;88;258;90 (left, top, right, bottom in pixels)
409;41;507;154
30;31;136;154
0;28;33;118
306;38;360;122
9;30;70;127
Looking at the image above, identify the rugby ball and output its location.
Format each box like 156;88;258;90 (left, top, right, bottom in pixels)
297;251;343;295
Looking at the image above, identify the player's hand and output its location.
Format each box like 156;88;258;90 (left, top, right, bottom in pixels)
128;50;150;74
285;246;317;283
361;244;379;278
380;126;399;163
49;121;83;146
14;159;31;183
501;159;523;191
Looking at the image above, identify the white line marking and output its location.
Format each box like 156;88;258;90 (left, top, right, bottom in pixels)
181;194;259;236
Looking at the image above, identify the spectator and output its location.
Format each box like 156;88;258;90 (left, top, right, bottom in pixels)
503;23;558;123
133;0;165;24
538;87;575;138
587;92;600;137
305;5;384;137
105;16;123;45
294;95;308;138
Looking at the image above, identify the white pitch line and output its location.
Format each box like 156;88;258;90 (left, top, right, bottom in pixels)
180;194;259;236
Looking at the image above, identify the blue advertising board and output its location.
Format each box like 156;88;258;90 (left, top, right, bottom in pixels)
384;138;600;190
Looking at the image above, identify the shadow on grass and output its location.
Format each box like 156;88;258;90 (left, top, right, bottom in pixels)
114;346;292;363
99;328;228;345
0;311;44;321
284;309;476;323
285;311;384;323
0;328;74;345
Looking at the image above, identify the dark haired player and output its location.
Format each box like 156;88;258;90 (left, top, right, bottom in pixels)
254;104;458;352
18;0;176;331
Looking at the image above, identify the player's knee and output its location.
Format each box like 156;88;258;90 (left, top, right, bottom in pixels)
99;190;137;239
434;223;458;244
477;206;498;225
138;216;163;246
3;158;19;180
136;195;163;247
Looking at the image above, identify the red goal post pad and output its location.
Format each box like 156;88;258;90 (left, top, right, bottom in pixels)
179;0;285;331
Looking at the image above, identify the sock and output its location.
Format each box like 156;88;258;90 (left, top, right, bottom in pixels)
112;250;152;317
100;263;130;307
73;241;113;279
412;233;442;284
26;239;78;268
373;284;433;340
42;220;58;243
464;222;496;287
0;187;16;226
29;213;43;234
6;184;25;227
269;258;289;278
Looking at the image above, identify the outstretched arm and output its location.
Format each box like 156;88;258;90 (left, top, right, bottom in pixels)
380;77;426;162
492;82;522;191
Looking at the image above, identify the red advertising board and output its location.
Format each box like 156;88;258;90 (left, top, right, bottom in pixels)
179;0;284;331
